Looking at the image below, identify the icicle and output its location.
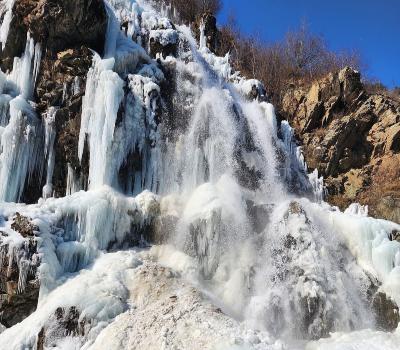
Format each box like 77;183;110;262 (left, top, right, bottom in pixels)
72;76;80;96
78;56;124;189
344;203;369;217
0;0;16;49
8;33;41;100
308;168;325;203
66;163;81;196
42;107;57;199
0;96;43;202
199;20;207;50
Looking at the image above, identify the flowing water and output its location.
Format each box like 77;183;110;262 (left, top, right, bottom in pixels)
0;0;399;349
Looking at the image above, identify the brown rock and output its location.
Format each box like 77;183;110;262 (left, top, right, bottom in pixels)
11;212;38;237
280;67;400;222
1;0;107;71
372;292;400;331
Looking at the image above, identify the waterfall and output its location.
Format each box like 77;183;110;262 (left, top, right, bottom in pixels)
0;0;399;349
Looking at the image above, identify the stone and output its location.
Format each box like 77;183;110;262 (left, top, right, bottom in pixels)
11;213;38;237
385;124;400;152
372;292;400;331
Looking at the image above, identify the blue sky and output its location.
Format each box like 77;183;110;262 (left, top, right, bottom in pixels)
218;0;400;88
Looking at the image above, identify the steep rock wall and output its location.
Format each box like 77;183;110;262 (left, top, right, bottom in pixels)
281;67;400;222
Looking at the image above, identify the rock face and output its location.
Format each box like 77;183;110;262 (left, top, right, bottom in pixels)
195;12;219;53
0;0;106;200
36;47;93;197
372;292;400;332
0;0;107;71
281;67;400;221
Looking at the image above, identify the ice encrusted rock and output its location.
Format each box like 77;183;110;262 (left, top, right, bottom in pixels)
0;213;40;327
89;252;282;350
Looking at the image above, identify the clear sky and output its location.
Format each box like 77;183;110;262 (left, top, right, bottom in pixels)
218;0;400;88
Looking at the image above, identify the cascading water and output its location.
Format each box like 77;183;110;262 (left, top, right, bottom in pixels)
0;0;399;349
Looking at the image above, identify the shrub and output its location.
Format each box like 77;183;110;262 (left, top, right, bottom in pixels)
219;21;363;107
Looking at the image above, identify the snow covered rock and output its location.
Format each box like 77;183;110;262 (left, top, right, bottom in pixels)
0;213;40;327
246;200;378;339
195;12;220;53
149;28;178;58
89;254;281;350
237;79;268;102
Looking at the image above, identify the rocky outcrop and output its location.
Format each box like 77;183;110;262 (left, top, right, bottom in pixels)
0;0;107;200
372;291;400;331
36;306;90;349
195;12;219;53
0;0;106;71
36;47;93;197
0;214;40;327
281;67;400;221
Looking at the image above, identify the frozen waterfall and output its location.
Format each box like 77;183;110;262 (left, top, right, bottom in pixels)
0;0;399;349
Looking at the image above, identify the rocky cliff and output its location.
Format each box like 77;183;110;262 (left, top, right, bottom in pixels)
281;67;400;223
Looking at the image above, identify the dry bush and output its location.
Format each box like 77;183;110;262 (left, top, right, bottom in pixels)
364;80;400;102
218;22;363;107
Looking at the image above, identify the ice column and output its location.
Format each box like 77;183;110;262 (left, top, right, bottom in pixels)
78;57;124;189
42;107;57;199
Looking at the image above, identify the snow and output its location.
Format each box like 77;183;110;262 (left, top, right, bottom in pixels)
149;28;178;46
88;253;283;350
306;329;400;350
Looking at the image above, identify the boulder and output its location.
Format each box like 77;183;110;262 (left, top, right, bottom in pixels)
372;292;400;331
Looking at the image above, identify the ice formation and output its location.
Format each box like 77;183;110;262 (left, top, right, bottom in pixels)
0;0;399;349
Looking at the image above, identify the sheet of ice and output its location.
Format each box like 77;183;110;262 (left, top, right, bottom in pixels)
293;199;400;308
